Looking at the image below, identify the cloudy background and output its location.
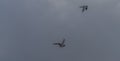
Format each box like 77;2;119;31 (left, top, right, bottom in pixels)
0;0;120;61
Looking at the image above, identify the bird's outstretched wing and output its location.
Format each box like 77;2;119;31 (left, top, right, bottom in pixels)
80;6;83;8
82;8;85;12
53;43;60;45
61;38;65;45
80;6;85;12
80;5;88;13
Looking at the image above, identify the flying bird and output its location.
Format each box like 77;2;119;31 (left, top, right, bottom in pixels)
53;38;66;48
80;5;88;12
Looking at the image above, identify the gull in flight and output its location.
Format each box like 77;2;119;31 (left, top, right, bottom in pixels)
53;38;66;48
80;5;88;13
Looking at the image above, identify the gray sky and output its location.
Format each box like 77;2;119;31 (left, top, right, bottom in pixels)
0;0;120;61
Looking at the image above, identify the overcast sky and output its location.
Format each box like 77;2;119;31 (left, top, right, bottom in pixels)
0;0;120;61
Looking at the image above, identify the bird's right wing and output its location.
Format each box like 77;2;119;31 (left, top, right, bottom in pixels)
61;38;65;44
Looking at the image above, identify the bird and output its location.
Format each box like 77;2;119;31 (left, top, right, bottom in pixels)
53;38;66;48
80;5;88;12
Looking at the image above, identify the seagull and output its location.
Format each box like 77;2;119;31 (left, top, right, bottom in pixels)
80;5;88;12
53;38;66;48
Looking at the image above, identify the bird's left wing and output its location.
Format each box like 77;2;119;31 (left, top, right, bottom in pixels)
53;43;59;45
80;6;83;8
